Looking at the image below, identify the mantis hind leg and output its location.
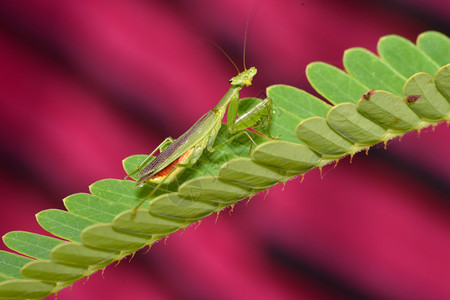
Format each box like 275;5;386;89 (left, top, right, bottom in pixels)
124;137;175;179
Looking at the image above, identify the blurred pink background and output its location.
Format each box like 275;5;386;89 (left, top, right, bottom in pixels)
0;0;449;299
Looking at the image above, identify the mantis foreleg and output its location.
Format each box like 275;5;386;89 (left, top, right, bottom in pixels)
227;97;273;135
209;97;274;153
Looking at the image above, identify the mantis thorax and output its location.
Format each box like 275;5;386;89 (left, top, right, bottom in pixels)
230;67;257;87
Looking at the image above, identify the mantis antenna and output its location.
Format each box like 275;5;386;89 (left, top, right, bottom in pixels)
209;1;254;73
210;40;240;74
242;6;251;71
242;0;257;71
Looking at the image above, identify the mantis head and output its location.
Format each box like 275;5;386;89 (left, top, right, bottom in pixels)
230;67;257;87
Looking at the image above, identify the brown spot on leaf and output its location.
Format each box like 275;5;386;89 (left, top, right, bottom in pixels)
406;95;421;103
362;90;375;100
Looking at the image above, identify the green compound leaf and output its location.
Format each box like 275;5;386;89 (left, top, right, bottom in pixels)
295;117;355;157
0;279;54;299
89;179;149;207
378;34;440;78
0;251;33;282
178;176;252;203
252;141;322;173
357;90;423;132
266;85;331;119
343;48;406;96
417;31;450;66
149;193;218;221
436;64;450;99
81;224;152;251
403;72;450;121
64;193;131;223
20;260;87;282
113;209;188;236
2;232;64;260
1;31;449;299
327;103;388;145
50;242;119;267
218;158;288;189
36;209;97;242
306;62;368;105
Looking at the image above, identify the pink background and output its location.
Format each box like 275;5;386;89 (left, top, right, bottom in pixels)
0;0;449;299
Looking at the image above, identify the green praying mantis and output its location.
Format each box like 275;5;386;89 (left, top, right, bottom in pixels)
126;66;275;205
126;27;277;211
121;0;284;213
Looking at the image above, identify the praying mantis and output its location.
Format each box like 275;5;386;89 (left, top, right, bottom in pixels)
126;66;275;207
125;9;277;210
